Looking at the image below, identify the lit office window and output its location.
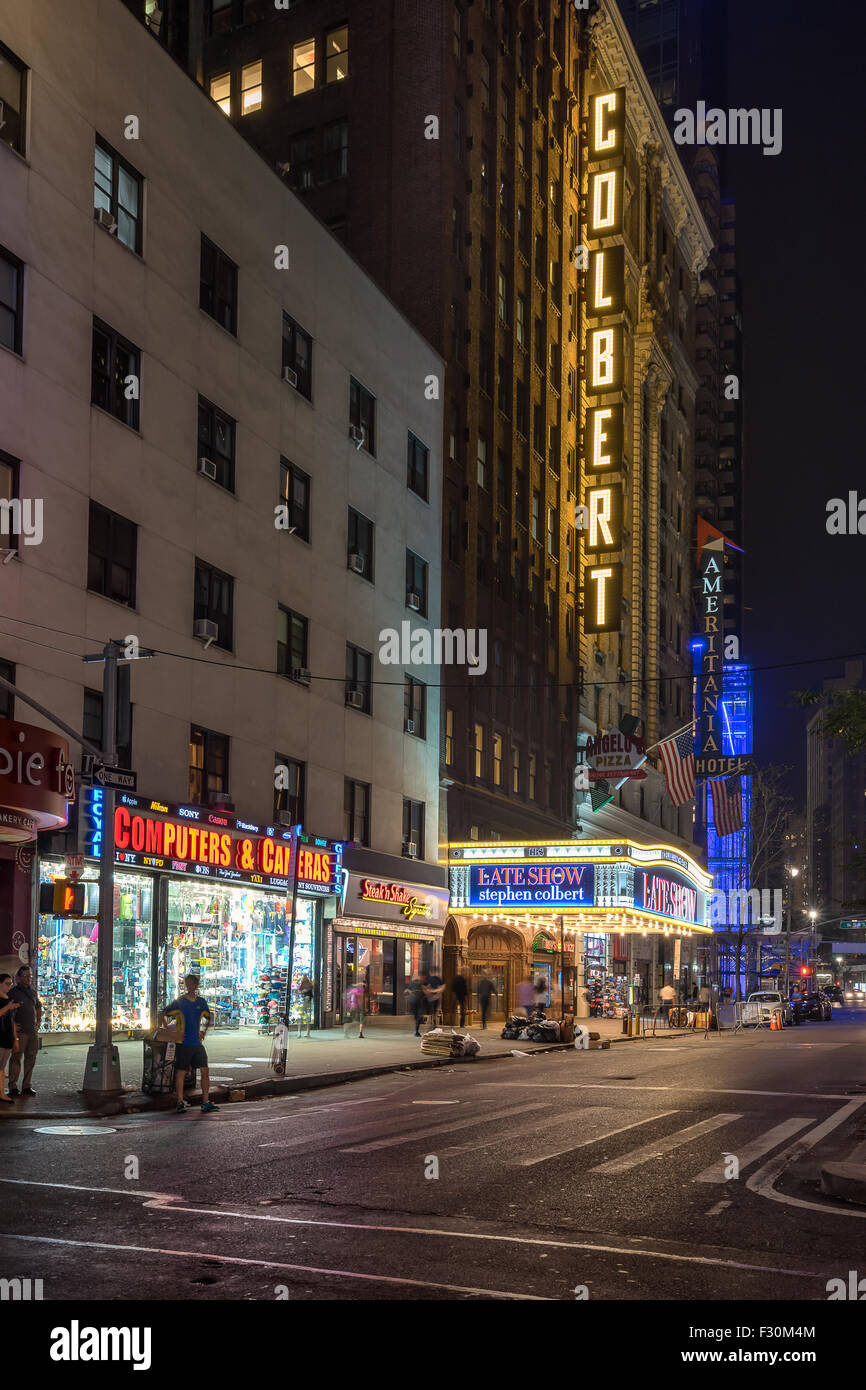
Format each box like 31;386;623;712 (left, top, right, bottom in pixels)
325;26;348;83
210;72;231;115
241;60;262;113
293;38;316;95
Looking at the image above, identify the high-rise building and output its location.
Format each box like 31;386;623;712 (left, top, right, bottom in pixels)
806;661;866;920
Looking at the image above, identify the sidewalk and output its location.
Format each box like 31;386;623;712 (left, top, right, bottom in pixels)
0;1015;696;1120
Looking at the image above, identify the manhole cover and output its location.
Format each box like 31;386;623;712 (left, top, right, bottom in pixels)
33;1126;117;1136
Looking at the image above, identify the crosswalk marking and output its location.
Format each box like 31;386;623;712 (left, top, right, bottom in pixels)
692;1116;815;1184
340;1102;550;1154
517;1111;680;1167
590;1113;743;1175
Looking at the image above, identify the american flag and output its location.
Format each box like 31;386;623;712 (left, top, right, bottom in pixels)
658;728;696;806
711;774;743;837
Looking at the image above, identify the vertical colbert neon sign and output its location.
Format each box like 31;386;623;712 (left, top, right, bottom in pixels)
583;87;625;634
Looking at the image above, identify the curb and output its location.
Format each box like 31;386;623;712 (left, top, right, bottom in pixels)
819;1162;866;1207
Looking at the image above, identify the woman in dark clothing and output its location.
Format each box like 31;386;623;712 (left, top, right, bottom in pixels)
0;974;20;1104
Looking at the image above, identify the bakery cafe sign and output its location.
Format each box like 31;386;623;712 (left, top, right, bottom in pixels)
585;729;647;782
0;718;75;844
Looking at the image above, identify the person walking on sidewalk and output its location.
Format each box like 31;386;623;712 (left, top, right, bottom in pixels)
164;975;219;1113
8;965;41;1098
0;975;21;1106
477;974;497;1029
659;982;675;1023
517;977;536;1020
298;974;314;1037
424;970;444;1028
451;971;468;1027
344;981;366;1038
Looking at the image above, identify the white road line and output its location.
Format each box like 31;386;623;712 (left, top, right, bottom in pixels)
0;1233;548;1301
517;1111;680;1167
0;1179;835;1280
412;1100;460;1106
705;1201;732;1217
341;1102;550;1153
692;1117;815;1184
591;1114;743;1175
482;1083;853;1100
747;1098;866;1219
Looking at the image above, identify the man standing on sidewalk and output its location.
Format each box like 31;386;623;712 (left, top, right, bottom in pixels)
163;975;219;1114
8;965;41;1098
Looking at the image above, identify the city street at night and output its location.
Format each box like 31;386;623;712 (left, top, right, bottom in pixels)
3;1012;866;1303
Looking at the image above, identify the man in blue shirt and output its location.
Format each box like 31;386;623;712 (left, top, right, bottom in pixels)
163;975;219;1114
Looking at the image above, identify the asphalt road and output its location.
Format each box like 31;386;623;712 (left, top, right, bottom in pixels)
3;1007;866;1303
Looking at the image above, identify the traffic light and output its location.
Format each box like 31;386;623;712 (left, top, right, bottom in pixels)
38;880;87;916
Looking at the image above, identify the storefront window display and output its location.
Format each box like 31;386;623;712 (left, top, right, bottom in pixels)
37;863;153;1033
163;880;318;1030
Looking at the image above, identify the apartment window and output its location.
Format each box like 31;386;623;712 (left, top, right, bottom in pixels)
449;300;462;361
349;376;376;454
566;525;576;575
91;319;140;432
476;433;488;489
446;505;460;563
404;676;426;738
0;659;15;720
402;799;425;858
497;266;509;323
273;754;305;824
531;490;540;540
279;458;311;541
567;448;576;494
515;468;527;517
480;145;491;201
474;723;484;779
0;245;23;355
534;232;544;281
566;606;574;656
0;41;27;155
209;72;231;115
529;751;537;800
194;559;234;650
492;733;503;787
451;200;463;259
480;53;491;108
282;312;312;398
499;176;512;229
0;450;17;553
241;60;262;113
407;432;429;500
547;506;558;554
448;402;461;465
511;745;521;795
454;103;463;161
517;117;527;168
200;235;237;334
500;85;511;145
567;367;576;415
534;316;544;369
479;237;492;297
84;689;132;770
497;358;509;416
277;605;309;677
348;507;374;580
322;119;348;181
93;139;143;253
86;501;137;608
293;38;316;95
197;396;235;492
517;204;529;257
344;779;370;845
289;130;314;190
208;0;233;38
325;25;349;83
346;643;372;714
477;527;489;583
444;708;454;766
405;550;428;616
516;293;526;348
189;725;229;803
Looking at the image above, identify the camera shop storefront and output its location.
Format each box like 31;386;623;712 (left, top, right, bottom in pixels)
447;840;712;1018
36;790;342;1039
327;850;450;1027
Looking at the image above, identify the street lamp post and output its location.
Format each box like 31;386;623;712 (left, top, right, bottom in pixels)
783;865;799;999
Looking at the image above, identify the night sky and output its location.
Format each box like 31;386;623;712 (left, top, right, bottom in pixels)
722;0;866;796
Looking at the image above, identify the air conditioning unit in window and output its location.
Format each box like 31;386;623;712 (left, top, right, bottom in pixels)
198;456;218;481
282;366;298;388
348;552;365;575
406;591;421;611
193;618;218;649
346;689;365;710
349;424;366;450
404;719;416;735
278;810;296;828
292;667;311;685
403;841;418;859
208;792;234;811
94;207;118;235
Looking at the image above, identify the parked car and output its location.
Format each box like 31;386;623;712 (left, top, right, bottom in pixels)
742;991;793;1026
824;985;844;1005
791;991;832;1022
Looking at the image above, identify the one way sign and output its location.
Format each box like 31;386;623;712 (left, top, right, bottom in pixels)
94;765;137;791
